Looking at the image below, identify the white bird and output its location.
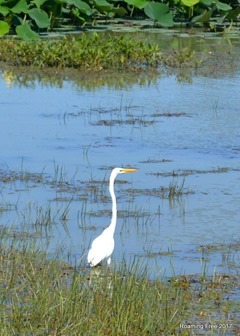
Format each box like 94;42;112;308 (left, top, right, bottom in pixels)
87;167;137;267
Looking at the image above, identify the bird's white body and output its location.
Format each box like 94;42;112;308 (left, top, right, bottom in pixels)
87;167;137;267
87;227;114;266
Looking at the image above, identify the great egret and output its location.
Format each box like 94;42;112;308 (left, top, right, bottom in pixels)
87;167;137;267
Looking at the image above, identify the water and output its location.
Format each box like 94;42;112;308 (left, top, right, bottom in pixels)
1;55;240;278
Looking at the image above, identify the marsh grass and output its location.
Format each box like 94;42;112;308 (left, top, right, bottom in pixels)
0;167;45;185
129;178;191;200
0;34;201;72
0;34;161;71
0;165;98;203
152;167;240;178
0;236;186;336
0;231;240;336
167;178;187;198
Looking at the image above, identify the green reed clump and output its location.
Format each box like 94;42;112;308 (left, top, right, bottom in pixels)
168;178;186;198
0;33;201;71
0;34;161;71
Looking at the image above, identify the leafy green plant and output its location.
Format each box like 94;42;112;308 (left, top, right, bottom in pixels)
0;19;9;36
0;34;162;69
144;2;174;27
0;0;117;40
123;0;174;26
0;0;239;40
0;0;51;40
179;0;233;26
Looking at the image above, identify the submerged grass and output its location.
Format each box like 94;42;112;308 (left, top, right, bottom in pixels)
0;233;239;335
129;178;192;200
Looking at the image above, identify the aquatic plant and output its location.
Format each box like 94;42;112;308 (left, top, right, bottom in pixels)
0;32;203;73
0;0;239;40
168;178;186;198
0;33;163;70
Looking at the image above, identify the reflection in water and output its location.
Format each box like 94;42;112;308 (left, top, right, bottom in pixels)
1;68;160;90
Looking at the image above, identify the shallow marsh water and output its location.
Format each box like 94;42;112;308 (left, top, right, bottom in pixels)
0;36;240;280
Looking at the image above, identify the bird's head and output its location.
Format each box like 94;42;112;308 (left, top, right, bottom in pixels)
109;167;138;182
114;167;138;175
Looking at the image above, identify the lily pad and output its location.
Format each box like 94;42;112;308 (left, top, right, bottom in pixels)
144;2;174;27
28;8;51;28
201;0;212;5
66;0;93;15
226;8;240;21
31;0;47;8
0;5;9;16
16;22;40;41
191;10;212;23
11;0;29;14
124;0;148;9
215;1;232;11
94;0;113;10
0;20;9;36
181;0;199;6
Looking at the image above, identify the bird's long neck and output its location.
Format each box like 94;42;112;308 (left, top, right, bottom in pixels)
108;173;117;236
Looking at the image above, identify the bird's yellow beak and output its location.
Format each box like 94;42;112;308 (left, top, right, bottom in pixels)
121;168;138;173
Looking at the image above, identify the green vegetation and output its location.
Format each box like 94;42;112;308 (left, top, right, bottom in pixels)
0;33;160;69
0;233;239;335
0;33;199;70
0;0;239;40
